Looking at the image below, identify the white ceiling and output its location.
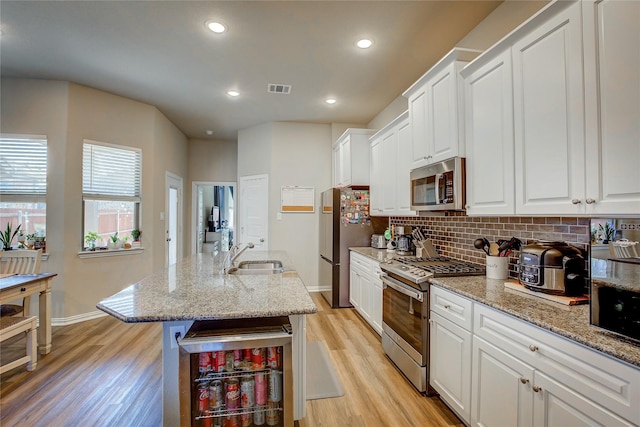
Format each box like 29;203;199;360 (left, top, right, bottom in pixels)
0;1;502;141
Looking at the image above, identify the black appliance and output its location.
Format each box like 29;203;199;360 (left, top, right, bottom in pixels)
518;241;587;296
591;282;640;342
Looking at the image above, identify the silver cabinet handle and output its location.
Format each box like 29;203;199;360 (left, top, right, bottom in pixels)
571;199;582;205
532;385;542;393
520;377;529;385
586;198;596;204
529;345;539;352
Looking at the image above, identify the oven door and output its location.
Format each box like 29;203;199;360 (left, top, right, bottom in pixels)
381;274;428;366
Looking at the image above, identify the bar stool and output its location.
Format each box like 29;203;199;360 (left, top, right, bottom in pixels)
0;316;38;373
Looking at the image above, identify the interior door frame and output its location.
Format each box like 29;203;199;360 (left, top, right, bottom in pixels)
191;181;236;255
165;172;183;267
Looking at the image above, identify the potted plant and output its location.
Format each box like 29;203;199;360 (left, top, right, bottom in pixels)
122;236;132;249
599;223;615;244
84;231;100;251
131;228;141;247
0;223;21;250
25;233;36;249
108;231;123;249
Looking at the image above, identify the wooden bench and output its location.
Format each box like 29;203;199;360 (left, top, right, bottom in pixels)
0;316;38;373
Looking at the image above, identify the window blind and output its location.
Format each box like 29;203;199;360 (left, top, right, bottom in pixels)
0;136;48;199
82;141;142;201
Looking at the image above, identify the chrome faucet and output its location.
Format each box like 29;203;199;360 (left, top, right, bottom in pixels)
224;242;255;272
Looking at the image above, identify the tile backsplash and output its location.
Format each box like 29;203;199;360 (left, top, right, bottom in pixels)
390;214;591;278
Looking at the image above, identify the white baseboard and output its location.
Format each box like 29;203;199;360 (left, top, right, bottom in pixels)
304;285;330;293
51;310;108;327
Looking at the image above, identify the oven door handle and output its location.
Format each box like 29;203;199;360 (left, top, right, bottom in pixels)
382;276;424;302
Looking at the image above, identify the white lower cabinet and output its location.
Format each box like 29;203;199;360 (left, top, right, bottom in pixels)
349;252;382;335
430;286;640;427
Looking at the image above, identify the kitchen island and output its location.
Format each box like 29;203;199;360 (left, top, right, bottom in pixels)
97;250;317;426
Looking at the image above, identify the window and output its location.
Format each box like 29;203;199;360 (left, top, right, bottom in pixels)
82;140;141;249
0;135;48;249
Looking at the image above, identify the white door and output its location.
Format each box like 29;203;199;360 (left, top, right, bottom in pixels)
166;172;183;267
239;174;268;249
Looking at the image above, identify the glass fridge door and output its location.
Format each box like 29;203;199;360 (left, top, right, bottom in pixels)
179;317;293;427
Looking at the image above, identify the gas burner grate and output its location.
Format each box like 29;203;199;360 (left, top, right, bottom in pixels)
396;256;485;276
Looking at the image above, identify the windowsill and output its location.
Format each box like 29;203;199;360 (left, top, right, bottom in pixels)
77;247;144;259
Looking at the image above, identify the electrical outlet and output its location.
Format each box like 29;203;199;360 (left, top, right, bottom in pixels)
169;325;186;349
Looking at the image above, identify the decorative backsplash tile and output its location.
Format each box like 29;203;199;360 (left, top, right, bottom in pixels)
390;214;591;278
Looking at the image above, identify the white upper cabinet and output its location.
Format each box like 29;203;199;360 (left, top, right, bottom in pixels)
403;48;482;170
462;48;515;215
332;128;376;187
582;0;640;215
513;1;585;215
369;111;415;217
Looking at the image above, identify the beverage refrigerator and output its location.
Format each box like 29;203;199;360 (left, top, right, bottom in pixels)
178;317;293;427
319;187;373;308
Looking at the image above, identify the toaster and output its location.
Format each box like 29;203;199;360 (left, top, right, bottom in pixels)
518;241;587;296
371;234;386;249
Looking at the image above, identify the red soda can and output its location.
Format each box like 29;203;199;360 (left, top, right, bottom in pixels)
252;347;266;369
214;351;226;373
223;415;240;427
199;352;212;373
267;347;278;369
255;372;267;405
240;413;252;427
243;348;252;361
225;378;240;410
197;383;209;414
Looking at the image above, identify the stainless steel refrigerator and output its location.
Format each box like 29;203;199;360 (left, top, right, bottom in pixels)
319;187;373;308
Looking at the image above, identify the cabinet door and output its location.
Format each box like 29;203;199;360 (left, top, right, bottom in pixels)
409;88;431;169
471;336;534;427
532;371;635;427
332;144;341;187
430;312;472;424
428;62;460;164
583;0;640;215
349;267;361;310
340;137;352;187
464;49;515;215
359;271;372;323
513;2;586;215
369;137;384;215
396;119;414;215
371;272;383;335
381;130;398;215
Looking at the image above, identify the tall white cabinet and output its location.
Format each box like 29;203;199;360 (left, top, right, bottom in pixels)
403;48;481;170
462;0;640;216
369;111;415;217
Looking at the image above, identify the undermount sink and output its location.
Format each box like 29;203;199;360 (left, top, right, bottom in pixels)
226;260;284;275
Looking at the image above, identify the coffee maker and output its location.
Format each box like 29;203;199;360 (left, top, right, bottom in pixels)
394;226;413;255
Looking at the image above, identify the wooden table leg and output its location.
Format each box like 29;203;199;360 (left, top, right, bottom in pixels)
38;283;52;354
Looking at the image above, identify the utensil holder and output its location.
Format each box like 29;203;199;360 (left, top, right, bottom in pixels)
486;255;509;280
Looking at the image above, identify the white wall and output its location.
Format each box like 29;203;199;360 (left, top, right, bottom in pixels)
0;78;189;320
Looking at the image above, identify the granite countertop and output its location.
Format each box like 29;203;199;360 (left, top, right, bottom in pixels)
97;250;317;323
350;247;640;368
591;257;640;292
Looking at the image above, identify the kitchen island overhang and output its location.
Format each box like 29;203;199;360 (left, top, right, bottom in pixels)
97;250;317;426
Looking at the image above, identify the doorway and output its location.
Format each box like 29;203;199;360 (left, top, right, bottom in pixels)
239;174;268;249
166;172;183;267
192;181;236;255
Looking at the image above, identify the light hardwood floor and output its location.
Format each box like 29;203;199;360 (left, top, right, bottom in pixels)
1;293;463;426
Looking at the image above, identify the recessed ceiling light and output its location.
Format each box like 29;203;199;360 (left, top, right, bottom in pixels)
356;39;373;49
206;130;214;136
206;21;226;34
325;98;337;105
227;90;240;97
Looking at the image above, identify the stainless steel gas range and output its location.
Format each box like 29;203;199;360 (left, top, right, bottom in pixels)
379;257;484;393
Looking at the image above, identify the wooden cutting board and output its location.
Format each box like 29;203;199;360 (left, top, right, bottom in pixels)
504;281;589;305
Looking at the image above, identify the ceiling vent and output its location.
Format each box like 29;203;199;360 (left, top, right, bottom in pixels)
267;84;292;95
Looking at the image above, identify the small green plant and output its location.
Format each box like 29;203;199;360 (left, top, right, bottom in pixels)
0;223;21;250
110;232;120;244
131;228;141;241
598;222;615;242
84;231;100;250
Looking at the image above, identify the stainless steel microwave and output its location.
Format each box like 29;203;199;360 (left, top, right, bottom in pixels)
410;157;466;212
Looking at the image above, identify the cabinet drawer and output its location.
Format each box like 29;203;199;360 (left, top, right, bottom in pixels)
430;286;473;331
474;303;640;424
350;252;370;271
